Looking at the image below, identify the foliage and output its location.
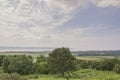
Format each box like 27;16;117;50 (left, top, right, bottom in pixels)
79;60;92;69
36;62;49;74
48;47;76;76
2;55;13;73
94;58;120;71
0;73;27;80
96;59;115;71
76;58;120;71
0;55;5;66
113;64;120;74
2;55;35;75
36;55;46;63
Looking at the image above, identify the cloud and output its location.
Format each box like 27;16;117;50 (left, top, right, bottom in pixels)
0;0;120;49
91;0;120;8
0;0;85;46
46;0;87;13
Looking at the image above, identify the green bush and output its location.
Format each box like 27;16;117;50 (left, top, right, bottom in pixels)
91;59;116;71
76;58;120;72
36;62;49;74
79;60;93;69
0;55;5;66
0;73;27;80
36;55;46;63
99;59;120;71
113;64;120;74
2;55;35;75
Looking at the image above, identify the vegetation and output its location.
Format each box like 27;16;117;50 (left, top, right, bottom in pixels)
25;69;120;80
36;55;46;63
36;62;49;74
0;55;5;66
76;50;120;56
48;47;76;77
113;64;120;74
0;73;27;80
2;55;35;74
0;48;120;80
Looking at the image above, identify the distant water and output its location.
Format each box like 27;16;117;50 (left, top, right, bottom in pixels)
0;47;55;52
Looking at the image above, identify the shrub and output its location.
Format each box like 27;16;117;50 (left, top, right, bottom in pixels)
36;55;46;63
2;55;35;75
0;55;5;66
113;64;120;74
91;59;115;71
0;73;27;80
76;58;120;71
36;62;49;74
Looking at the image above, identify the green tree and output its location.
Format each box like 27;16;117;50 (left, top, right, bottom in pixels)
2;55;35;75
48;47;76;76
2;56;13;73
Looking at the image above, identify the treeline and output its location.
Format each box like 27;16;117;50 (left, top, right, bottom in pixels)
74;50;120;56
0;55;48;75
77;58;120;74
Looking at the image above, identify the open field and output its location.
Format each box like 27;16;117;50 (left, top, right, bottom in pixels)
0;52;49;57
76;56;118;60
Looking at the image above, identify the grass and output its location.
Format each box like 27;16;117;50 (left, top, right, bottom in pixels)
76;56;100;60
76;56;117;61
0;67;3;74
24;69;120;80
0;52;49;57
25;75;66;80
75;69;120;80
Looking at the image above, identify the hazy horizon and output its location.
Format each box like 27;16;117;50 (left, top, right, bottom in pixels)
0;46;120;52
0;0;120;50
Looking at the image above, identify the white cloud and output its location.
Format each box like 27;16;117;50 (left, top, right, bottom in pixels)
46;0;87;13
0;0;120;49
91;0;120;8
0;0;86;46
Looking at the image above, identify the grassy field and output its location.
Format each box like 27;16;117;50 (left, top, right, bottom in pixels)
0;52;48;57
76;56;118;60
24;69;120;80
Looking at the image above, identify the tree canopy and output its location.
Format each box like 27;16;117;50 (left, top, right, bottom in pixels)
48;47;76;76
2;55;35;75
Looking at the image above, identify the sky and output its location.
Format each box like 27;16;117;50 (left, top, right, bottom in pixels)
0;0;120;50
